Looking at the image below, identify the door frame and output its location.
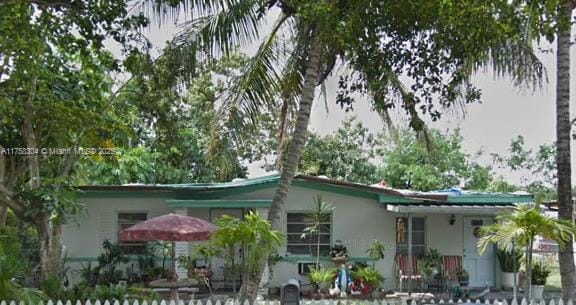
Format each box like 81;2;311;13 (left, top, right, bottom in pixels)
462;216;496;287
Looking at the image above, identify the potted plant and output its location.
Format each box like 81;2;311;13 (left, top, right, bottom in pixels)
496;248;522;290
351;266;385;297
531;262;550;300
454;267;469;286
308;266;337;293
417;249;442;279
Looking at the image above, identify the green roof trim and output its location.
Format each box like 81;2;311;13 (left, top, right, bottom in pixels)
378;194;423;203
446;194;533;204
166;199;272;208
76;175;533;207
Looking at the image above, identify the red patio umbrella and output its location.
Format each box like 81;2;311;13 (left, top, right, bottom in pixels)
119;213;216;280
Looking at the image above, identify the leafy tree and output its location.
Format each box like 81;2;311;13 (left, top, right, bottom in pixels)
492;136;557;203
478;205;575;300
0;0;147;279
75;54;258;184
378;129;492;191
298;118;379;184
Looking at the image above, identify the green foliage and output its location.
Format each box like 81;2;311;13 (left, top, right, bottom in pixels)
301;195;334;267
351;266;385;287
0;228;45;302
96;240;129;285
75;53;255;185
307;266;337;285
453;267;469;280
496;248;523;272
378;129;492;191
78;263;100;287
365;240;386;261
90;285;128;301
492;136;557;203
298;118;380;184
531;261;551;285
478;205;575;253
211;211;284;277
478;205;575;294
417;248;442;278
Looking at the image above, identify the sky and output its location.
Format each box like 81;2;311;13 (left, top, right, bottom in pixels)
135;13;576;185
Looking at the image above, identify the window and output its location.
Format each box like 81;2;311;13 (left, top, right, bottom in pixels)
117;212;147;254
395;217;426;257
286;212;331;256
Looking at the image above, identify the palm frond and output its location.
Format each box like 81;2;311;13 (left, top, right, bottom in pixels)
205;13;293;177
174;0;268;59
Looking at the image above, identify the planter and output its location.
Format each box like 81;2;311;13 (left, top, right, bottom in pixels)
501;272;519;290
332;256;348;265
531;285;545;300
458;277;469;287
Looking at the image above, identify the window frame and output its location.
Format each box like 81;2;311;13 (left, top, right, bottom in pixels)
395;216;427;257
117;211;148;255
286;211;333;256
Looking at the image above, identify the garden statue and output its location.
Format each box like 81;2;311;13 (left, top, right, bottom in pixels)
335;264;352;297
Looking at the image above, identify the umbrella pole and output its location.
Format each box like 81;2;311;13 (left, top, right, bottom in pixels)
172;240;177;279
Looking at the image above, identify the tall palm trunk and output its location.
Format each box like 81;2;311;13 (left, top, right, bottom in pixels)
238;28;323;303
556;1;575;302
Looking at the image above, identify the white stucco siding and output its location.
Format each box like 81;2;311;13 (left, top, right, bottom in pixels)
424;213;464;255
62;197;172;259
251;186;398;289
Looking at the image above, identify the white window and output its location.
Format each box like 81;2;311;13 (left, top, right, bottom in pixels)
286;212;331;256
117;212;147;254
395;217;426;257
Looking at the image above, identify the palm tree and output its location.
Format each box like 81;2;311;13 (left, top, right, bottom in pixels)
301;195;334;268
143;0;548;301
554;0;576;301
210;211;283;301
478;204;575;300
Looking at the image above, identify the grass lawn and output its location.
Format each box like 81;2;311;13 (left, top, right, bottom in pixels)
546;265;561;290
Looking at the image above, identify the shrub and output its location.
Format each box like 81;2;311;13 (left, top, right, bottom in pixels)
352;266;385;287
531;262;550;285
308;266;337;285
496;248;522;272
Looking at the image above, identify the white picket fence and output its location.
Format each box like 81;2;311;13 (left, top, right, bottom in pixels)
0;299;573;305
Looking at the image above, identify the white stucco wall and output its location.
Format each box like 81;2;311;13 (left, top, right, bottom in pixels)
223;187;398;289
62;197;172;258
62;186;476;290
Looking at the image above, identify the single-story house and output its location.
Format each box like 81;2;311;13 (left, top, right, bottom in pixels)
62;174;533;290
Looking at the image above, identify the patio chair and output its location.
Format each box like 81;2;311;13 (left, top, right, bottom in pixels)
395;255;422;291
441;255;462;291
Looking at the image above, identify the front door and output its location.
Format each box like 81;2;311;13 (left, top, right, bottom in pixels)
463;217;494;287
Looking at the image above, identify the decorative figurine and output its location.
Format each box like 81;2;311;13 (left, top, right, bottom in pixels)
335;264;352;297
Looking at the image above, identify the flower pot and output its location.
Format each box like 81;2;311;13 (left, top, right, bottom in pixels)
501;272;518;290
531;285;545;300
458;277;469;287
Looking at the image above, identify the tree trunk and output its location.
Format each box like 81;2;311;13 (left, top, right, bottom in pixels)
46;223;63;277
0;205;7;228
238;28;323;303
526;237;533;300
556;1;575;302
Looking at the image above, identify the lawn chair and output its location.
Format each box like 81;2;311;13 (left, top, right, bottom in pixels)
396;255;422;291
441;255;462;293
